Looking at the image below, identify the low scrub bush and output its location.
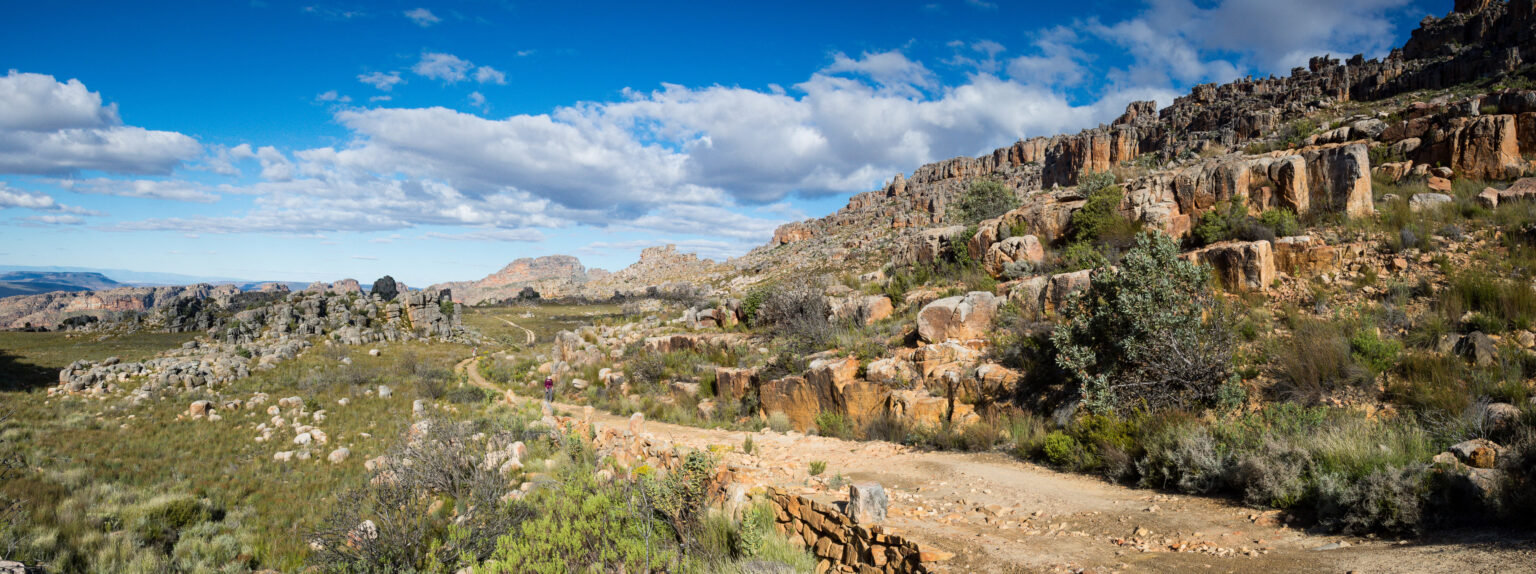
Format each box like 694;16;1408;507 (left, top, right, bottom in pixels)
1053;231;1238;413
814;411;852;439
754;286;833;353
951;179;1020;225
309;417;534;572
1066;171;1138;246
1269;318;1371;402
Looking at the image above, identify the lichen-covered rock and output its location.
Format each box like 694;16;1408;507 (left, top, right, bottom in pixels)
983;235;1045;279
847;482;889;524
1272;235;1337;277
1183;240;1275;292
917;291;999;343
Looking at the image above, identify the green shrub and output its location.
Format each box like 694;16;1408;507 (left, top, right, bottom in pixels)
1190;197;1284;247
1067;171;1129;243
1259;208;1301;237
814;411;851;439
1042;431;1081;467
741;285;772;327
1350;329;1402;375
482;463;677;573
951;179;1019;224
1057;241;1108;272
1052;231;1237;413
808;460;827;476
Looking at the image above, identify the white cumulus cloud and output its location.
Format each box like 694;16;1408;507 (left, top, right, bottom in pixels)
412;52;473;83
0;70;201;176
358;71;404;91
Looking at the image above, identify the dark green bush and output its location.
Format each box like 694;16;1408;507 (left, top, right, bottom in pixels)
952;179;1020;224
1053;231;1237;413
1067;171;1131;244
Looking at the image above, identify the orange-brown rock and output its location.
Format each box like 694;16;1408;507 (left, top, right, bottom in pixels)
1450;114;1524;180
1183;240;1276;292
889;389;948;429
760;376;832;432
1272;235;1338;277
982;235;1045;279
715;367;759;401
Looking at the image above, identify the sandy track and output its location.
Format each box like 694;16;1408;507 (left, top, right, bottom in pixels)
458;357;1535;573
496;317;536;345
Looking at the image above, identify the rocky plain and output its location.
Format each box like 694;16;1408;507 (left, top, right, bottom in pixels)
11;1;1536;572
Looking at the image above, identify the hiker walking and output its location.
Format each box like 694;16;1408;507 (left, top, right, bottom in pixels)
544;376;554;403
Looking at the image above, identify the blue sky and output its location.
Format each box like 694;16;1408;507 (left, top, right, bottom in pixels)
0;0;1444;286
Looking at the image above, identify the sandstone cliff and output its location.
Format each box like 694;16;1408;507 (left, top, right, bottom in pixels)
433;255;592;305
730;0;1536;287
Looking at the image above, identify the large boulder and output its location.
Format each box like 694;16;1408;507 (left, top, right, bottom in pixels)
1182;240;1275;292
1498;177;1536;204
829;295;894;326
1044;269;1093;314
715;367;759;401
912;341;982;381
1005;275;1051;320
805;356;860;390
1300;143;1374;218
1451;114;1524;180
975;363;1023;399
832;379;891;430
1409;193;1454;212
1456;331;1499;366
894;225;967;268
889;389;949;429
1450;438;1505;469
759;376;832;432
983;235;1046;279
917;292;999;343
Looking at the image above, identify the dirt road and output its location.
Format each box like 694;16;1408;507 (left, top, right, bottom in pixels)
497;317;536;345
458;357;1535;573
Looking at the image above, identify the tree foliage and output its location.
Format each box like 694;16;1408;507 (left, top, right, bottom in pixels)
1051;231;1238;414
952;179;1019;224
1067;171;1126;243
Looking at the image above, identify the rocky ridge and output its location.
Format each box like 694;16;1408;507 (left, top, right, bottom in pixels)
52;287;476;397
433;255;594;305
725;0;1536;287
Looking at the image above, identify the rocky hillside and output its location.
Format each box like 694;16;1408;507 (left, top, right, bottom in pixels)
579;245;726;299
720;0;1536;287
433;255;595;305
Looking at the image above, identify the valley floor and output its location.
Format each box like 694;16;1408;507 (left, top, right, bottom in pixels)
462;356;1536;573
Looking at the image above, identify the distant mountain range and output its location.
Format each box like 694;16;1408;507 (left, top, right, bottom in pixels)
0;265;307;292
0;271;123;298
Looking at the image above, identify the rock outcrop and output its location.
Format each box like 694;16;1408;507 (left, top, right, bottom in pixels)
434;255;591;305
1182;240;1277;292
916;292;999;343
